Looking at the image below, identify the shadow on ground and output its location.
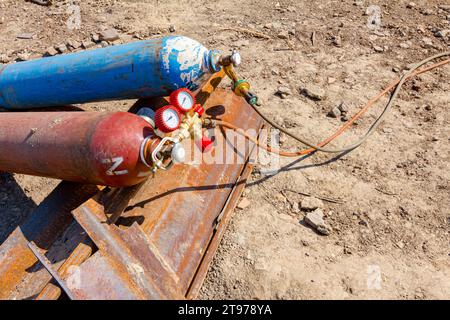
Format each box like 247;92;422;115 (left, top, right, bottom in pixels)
0;172;37;245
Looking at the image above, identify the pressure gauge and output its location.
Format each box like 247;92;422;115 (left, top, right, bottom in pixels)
170;88;196;113
154;105;181;133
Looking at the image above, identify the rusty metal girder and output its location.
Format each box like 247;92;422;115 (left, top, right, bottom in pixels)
0;71;263;300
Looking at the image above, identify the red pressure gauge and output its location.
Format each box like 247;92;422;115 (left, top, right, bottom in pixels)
154;105;181;133
170;88;196;113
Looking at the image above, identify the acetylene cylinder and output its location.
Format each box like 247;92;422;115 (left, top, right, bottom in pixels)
0;111;160;186
0;36;222;109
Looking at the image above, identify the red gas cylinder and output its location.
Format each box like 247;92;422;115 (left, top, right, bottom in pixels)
0;111;160;186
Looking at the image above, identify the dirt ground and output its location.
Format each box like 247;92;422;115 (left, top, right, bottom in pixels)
0;0;449;299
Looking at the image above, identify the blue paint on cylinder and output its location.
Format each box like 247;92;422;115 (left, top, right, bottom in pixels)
0;36;221;109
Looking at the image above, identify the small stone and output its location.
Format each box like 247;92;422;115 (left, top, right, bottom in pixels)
16;52;30;61
328;106;341;118
56;44;68;54
17;32;34;40
237;197;251;209
82;40;95;49
92;33;100;42
100;41;109;48
434;29;450;38
331;34;342;47
396;241;405;249
300;84;326;101
399;41;411;49
422;37;433;48
304;209;332;235
277;30;289;39
275;86;292;98
341;114;349;122
406;2;416;9
439;4;450;12
337;102;348;113
271;68;279;76
291;202;301;213
45;46;58;56
99;28;120;42
168;25;176;33
422;8;433;15
0;54;10;63
327;77;336;84
67;40;81;49
373;45;384;52
300;196;324;211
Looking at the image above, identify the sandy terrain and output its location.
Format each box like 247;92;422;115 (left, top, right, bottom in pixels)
0;0;449;299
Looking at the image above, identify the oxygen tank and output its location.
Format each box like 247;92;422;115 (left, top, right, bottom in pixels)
0;36;222;109
0;111;161;186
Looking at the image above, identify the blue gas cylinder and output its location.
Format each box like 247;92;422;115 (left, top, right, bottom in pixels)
0;36;222;109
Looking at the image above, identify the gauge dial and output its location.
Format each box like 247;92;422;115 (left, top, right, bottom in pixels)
154;105;181;133
170;88;196;113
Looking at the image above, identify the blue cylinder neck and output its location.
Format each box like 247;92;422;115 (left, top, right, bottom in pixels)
204;50;222;73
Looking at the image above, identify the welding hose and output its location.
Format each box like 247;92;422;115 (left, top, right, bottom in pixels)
216;52;450;157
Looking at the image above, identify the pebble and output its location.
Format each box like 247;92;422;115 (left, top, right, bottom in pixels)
169;25;176;33
434;29;450;38
300;84;326;101
277;30;289;39
300;196;324;211
17;52;30;61
67;40;81;50
422;37;433;48
399;41;411;49
327;77;337;84
337;102;348;113
328;106;341;118
45;46;58;56
0;54;10;63
304;209;332;235
82;40;95;49
291;202;301;213
373;45;384;52
422;8;433;15
56;44;68;54
92;33;100;42
406;2;416;9
275;86;292;99
99;28;120;42
331;34;342;47
17;33;34;40
439;4;450;12
237;197;251;209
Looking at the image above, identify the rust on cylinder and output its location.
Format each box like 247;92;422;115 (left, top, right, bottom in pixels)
0;111;160;187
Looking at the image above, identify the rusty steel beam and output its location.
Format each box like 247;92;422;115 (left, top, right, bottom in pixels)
0;182;101;299
61;89;263;299
32;71;228;300
0;70;264;300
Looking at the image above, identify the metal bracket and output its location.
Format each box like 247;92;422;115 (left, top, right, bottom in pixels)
27;241;77;300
